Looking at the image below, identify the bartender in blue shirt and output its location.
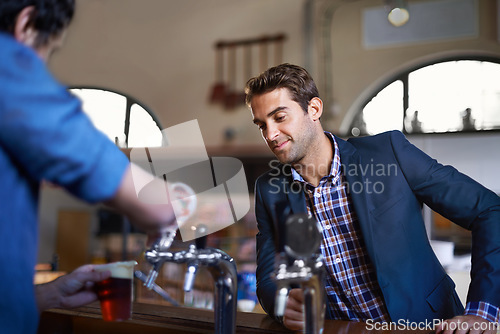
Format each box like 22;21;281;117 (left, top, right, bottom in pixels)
0;1;176;333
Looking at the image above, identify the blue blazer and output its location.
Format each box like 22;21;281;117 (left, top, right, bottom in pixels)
254;130;500;322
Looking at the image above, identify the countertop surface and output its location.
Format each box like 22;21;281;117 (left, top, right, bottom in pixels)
38;302;433;334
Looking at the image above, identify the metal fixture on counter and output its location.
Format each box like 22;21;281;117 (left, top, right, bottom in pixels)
134;270;180;306
273;212;326;334
142;226;237;334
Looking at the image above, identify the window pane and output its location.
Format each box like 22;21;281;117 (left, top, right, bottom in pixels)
408;60;500;132
479;62;500;130
128;103;163;147
71;89;126;144
361;80;404;135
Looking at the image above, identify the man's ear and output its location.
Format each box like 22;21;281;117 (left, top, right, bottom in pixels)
308;97;323;121
13;6;38;47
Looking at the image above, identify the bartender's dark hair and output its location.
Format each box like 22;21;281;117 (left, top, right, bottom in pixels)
0;0;75;47
245;63;319;113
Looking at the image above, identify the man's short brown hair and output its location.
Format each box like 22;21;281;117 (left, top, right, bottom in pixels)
245;63;319;113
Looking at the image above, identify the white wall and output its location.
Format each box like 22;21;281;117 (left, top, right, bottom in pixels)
51;0;306;147
408;132;500;194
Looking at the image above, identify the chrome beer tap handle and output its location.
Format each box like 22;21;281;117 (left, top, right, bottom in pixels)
272;213;326;334
142;224;237;334
134;270;180;306
144;264;160;289
156;229;177;251
183;244;198;292
143;229;177;289
184;262;198;292
274;286;289;317
273;256;291;317
183;224;207;292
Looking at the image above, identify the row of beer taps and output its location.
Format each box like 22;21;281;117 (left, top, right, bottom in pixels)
138;212;326;334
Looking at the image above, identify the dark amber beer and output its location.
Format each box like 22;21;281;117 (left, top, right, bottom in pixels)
94;261;137;321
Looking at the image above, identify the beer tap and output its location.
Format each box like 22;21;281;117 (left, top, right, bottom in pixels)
143;229;177;289
143;225;238;334
183;226;208;292
273;213;326;334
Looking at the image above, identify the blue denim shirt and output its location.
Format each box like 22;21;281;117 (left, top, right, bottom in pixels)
0;32;129;334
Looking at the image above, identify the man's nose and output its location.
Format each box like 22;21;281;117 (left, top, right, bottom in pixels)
265;123;280;142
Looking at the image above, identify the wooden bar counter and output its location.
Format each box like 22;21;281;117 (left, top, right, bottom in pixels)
38;302;433;334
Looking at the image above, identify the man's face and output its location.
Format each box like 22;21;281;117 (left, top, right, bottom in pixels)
251;88;316;165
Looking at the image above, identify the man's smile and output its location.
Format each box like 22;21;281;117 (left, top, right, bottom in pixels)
271;139;290;152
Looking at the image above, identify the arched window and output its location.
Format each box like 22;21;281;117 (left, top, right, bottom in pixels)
348;58;500;137
70;87;163;148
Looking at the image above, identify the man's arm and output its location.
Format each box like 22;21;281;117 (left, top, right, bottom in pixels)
104;163;177;235
254;176;281;319
435;314;498;334
389;131;500;321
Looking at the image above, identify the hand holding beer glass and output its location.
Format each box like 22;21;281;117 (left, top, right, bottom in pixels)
94;261;137;321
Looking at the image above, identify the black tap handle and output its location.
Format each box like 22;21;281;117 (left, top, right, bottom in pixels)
285;213;322;259
195;224;208;249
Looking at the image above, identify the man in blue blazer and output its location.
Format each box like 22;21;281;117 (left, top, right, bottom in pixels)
246;63;500;333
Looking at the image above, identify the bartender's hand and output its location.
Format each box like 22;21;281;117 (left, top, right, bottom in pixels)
283;288;305;331
435;315;496;334
35;264;111;312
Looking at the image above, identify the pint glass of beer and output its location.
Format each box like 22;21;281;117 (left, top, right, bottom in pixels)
94;260;137;321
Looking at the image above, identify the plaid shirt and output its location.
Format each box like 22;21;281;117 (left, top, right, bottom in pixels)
291;134;390;322
291;132;499;323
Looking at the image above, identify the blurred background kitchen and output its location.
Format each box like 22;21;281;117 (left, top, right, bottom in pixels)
36;0;500;313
